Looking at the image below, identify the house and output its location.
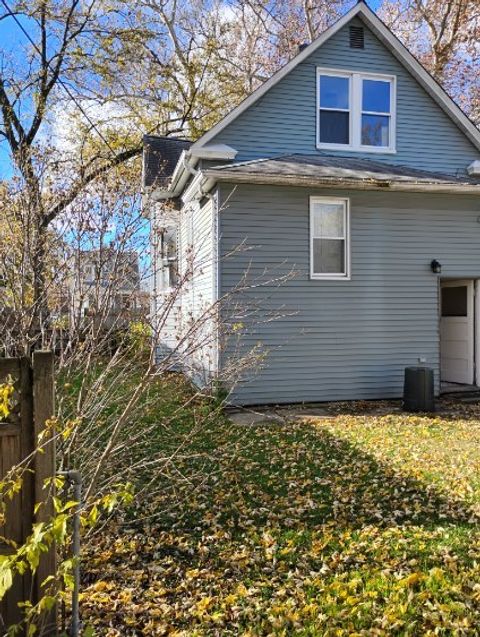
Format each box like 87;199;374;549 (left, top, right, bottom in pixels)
69;248;149;332
143;1;480;406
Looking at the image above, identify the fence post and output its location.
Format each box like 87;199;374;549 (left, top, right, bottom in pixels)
32;351;57;636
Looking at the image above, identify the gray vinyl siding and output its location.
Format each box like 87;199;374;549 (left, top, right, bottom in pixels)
210;17;479;175
218;183;480;405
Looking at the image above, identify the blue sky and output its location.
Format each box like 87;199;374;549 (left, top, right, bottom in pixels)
0;0;383;180
0;12;32;178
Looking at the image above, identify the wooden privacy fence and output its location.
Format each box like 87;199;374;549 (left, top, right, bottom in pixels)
0;352;56;636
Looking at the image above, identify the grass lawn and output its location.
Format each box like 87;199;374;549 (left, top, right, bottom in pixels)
80;380;480;636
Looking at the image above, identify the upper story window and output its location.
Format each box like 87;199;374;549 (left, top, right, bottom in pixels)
317;68;396;153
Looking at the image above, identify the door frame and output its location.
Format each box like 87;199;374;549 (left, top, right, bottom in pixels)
475;281;480;387
439;279;476;386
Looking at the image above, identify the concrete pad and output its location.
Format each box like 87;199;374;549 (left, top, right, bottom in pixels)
228;405;332;426
227;410;284;426
284;408;331;420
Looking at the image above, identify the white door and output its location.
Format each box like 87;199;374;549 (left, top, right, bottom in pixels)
440;280;474;384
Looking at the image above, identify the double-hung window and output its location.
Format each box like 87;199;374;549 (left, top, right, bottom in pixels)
310;197;350;280
317;69;395;152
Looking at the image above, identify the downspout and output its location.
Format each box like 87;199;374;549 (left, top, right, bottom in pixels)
150;201;158;345
182;154;214;202
182;151;197;179
213;189;220;378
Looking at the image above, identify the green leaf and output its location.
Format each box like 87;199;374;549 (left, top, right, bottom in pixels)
0;561;13;600
61;500;79;513
38;595;56;611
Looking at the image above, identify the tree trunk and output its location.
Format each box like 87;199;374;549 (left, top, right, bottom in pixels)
28;206;50;353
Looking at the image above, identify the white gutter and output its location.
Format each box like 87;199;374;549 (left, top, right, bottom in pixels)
202;170;480;195
182;171;217;203
152;149;198;201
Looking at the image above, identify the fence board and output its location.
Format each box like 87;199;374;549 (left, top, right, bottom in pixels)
0;353;56;636
0;358;26;631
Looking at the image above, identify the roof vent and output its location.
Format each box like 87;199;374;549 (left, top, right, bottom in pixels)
349;26;364;49
298;42;310;53
467;160;480;177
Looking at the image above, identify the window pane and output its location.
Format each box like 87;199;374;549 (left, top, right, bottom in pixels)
361;114;390;146
442;286;467;317
362;79;390;112
312;203;344;238
313;238;345;274
320;110;349;144
320;75;349;109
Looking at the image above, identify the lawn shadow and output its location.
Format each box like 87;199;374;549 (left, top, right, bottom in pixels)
202;414;480;535
80;401;480;636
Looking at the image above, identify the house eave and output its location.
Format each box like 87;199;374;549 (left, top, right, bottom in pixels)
202;170;480;195
190;144;238;161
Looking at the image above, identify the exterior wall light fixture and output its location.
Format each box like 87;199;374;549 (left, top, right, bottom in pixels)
431;259;442;274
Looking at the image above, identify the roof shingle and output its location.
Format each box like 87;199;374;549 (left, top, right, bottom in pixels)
204;154;480;187
143;135;192;189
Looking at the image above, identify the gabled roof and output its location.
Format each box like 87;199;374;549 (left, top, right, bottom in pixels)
190;1;480;154
201;154;480;194
143;135;192;188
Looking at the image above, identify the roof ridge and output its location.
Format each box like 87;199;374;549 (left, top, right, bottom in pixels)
143;134;192;144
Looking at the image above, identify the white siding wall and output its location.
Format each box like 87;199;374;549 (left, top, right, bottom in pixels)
151;202;181;359
177;197;217;384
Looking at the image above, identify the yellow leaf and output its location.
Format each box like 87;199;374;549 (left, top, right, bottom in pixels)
399;572;422;588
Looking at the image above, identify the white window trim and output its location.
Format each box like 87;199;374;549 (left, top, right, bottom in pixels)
317;67;396;154
310;196;351;281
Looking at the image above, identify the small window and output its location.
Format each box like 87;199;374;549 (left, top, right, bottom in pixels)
166;237;178;287
317;69;395;152
442;286;468;317
318;74;350;145
161;227;178;288
310;197;350;279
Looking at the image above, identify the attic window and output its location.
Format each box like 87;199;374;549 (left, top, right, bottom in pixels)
317;68;396;153
349;26;364;49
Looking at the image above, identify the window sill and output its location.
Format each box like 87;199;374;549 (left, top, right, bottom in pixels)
317;143;396;154
310;274;351;281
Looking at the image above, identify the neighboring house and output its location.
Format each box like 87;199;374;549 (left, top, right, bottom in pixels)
70;249;148;331
143;1;480;405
